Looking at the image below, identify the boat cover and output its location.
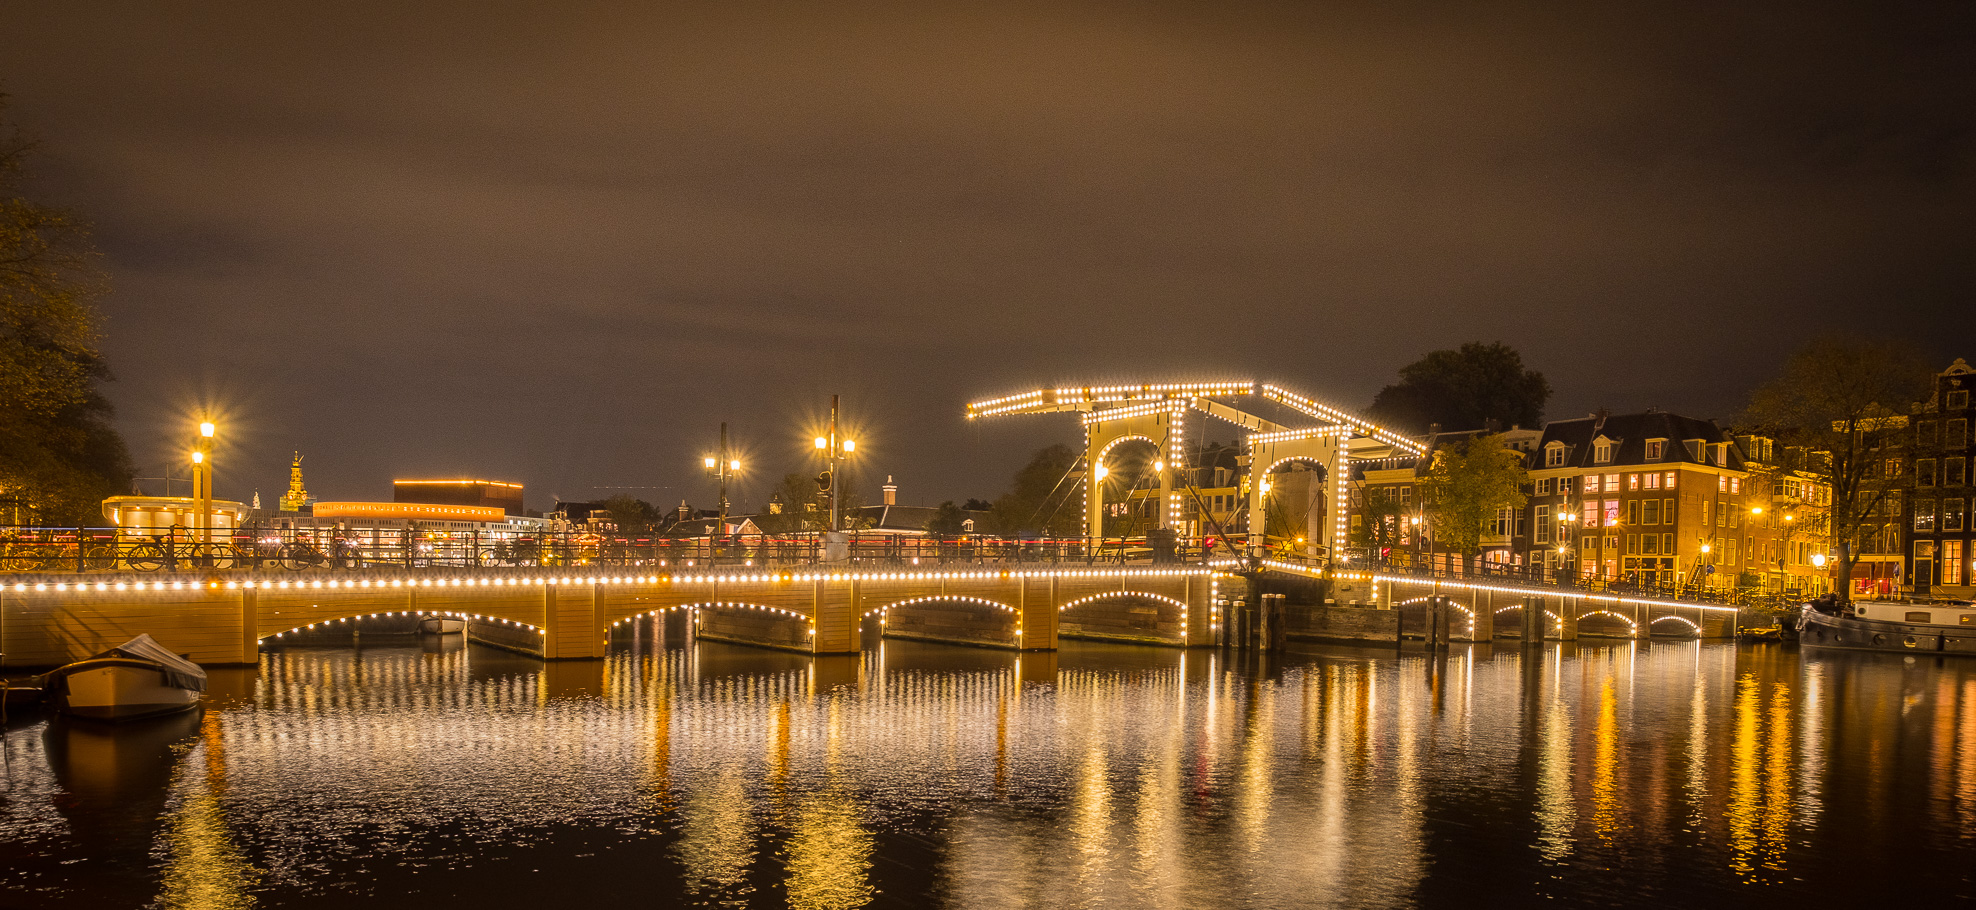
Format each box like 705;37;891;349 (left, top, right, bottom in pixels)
92;634;207;692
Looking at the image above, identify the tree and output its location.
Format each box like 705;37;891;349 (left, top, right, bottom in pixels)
1350;488;1409;552
988;443;1083;537
601;494;656;536
1416;433;1528;567
925;500;968;535
1741;337;1933;599
960;498;992;512
757;471;867;533
1368;342;1551;435
0;96;132;525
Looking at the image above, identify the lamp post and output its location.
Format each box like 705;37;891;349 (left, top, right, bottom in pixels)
1556;509;1578;583
193;420;215;550
704;422;741;534
814;395;856;532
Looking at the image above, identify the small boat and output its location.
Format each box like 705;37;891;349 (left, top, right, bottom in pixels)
41;634;206;721
1738;625;1785;642
418;616;467;634
1798;597;1976;656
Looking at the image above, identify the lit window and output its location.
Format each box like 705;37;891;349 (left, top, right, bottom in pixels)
1666;472;1677;488
1645;440;1664;460
1603;499;1620;527
1628;474;1640;490
1644;472;1660;490
1915;500;1937;532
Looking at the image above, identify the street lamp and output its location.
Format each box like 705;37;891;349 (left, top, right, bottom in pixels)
705;422;741;534
815;395;856;532
192;419;216;550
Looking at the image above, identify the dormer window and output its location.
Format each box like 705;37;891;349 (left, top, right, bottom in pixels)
1544;442;1567;467
1645;439;1666;460
1685;439;1705;461
1594;439;1614;464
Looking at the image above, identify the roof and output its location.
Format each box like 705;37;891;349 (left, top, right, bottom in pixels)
1536;411;1741;471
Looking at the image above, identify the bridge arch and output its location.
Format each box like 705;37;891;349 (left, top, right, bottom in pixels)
1089;435;1163;539
1057;590;1189;645
1576;609;1639;638
1649;615;1701;636
261;608;545;642
858;595;1020;648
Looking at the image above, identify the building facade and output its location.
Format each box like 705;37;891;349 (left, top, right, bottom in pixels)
1905;358;1976;599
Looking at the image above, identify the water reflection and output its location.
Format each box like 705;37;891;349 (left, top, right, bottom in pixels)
1;635;1975;907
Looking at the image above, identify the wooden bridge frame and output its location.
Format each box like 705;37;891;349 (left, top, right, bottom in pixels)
967;381;1426;559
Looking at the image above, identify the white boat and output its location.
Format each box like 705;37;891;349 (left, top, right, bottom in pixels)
418;616;467;634
42;634;205;721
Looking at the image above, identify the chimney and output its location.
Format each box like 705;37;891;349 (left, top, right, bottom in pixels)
883;475;897;506
677;500;692;523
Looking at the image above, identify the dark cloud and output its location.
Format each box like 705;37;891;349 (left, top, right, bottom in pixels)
2;0;1969;510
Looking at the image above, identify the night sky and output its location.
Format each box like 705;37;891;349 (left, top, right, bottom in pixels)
2;2;1970;513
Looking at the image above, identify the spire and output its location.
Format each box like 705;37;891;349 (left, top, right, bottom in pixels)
279;451;311;512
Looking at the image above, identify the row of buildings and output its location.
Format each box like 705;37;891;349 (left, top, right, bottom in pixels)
1122;359;1976;601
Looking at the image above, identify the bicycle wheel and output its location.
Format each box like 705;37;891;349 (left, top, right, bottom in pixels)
125;544;166;572
281;545;324;571
84;545;119;571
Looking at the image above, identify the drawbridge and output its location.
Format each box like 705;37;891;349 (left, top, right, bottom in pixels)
967;381;1425;563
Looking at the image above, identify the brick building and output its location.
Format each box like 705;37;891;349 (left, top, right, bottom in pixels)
1905;358;1976;598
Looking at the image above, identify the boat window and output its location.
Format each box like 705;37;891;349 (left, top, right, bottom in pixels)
1906;611;1933;623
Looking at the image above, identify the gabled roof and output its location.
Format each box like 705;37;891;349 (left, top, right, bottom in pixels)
1536;411;1742;470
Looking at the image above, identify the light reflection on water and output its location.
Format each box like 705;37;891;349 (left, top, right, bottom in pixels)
2;634;1975;908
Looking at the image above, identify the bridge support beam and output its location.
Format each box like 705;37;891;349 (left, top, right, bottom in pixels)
542;582;605;660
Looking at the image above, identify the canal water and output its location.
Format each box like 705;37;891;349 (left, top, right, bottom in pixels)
2;633;1973;908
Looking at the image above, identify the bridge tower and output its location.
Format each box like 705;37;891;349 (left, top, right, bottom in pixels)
968;381;1425;562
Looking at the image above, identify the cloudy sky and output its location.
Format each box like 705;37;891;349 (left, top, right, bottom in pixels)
2;1;1969;512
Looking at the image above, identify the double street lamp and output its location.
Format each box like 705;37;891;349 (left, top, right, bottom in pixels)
704;422;742;533
814;394;856;532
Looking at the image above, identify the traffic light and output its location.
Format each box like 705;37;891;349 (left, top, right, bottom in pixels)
816;471;832;492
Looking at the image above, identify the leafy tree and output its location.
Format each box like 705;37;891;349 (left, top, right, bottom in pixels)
1368;342;1551;435
989;443;1082;537
1350;488;1409;551
0;96;132;524
1417;433;1528;567
960;498;992;512
1741;337;1933;599
601;493;656;536
925;500;968;535
757;471;867;533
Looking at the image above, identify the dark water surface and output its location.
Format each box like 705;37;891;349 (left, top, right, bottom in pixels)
3;633;1974;908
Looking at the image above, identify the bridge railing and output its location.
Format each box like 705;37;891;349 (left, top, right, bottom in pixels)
1339;548;1816;612
0;526;1229;574
0;527;1824;610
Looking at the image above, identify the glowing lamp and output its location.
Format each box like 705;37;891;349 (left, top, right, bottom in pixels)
729;459;741;470
842;440;854;453
199;421;215;438
191;451;204;464
704;456;716;469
